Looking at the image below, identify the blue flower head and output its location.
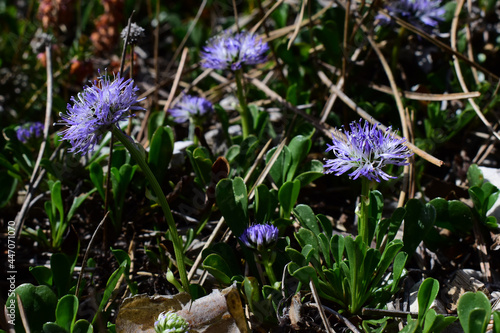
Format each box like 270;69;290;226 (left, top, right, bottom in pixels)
154;311;189;333
16;122;44;142
57;70;144;155
169;95;213;123
324;119;413;182
201;30;269;71
377;0;445;30
239;224;279;252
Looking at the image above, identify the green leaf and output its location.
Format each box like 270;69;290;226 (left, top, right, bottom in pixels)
188;147;212;187
278;180;301;219
430;198;473;233
235;136;259;173
317;214;333;239
202;253;233;285
485;216;499;229
255;184;272;224
50;181;65;226
203;243;242;277
51;253;72;298
362;318;389;333
417;278;440;323
266;146;291;187
67;189;96;222
94;263;127;324
294;160;324;187
42;323;67;333
72;320;93;333
368;190;384;242
29;266;53;286
286;135;311;182
295;228;319;262
286;83;298;106
147;110;166;142
0;172;17;208
293;204;320;234
243;277;263;319
288;263;317;284
330;234;345;264
215;177;248;237
403;199;436;255
423;308;457;333
89;162;105;200
110;164;137;231
457;291;491;333
249;104;269;140
6;283;57;333
493;311;500;333
391;252;408;293
467;164;484;188
313;21;342;63
214;104;232;146
285;246;306;266
372;240;404;289
469;187;485;215
55;295;78;332
148;126;174;184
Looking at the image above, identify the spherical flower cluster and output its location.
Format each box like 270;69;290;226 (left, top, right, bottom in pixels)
239;224;279;252
376;0;445;30
201;30;269;71
16;122;44;143
121;22;145;45
169;95;213;123
57;70;144;155
154;311;189;333
323;119;413;182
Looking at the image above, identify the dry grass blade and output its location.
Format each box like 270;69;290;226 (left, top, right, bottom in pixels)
287;0;308;50
309;280;336;333
162;47;189;114
16;294;31;333
265;4;331;42
250;0;285;34
369;83;481;101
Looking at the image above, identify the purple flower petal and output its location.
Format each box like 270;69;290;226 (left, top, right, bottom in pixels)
378;0;445;31
239;224;279;251
168;95;213;123
201;30;269;71
57;70;144;155
323;120;413;182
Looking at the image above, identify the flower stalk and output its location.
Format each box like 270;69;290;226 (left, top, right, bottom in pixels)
260;251;277;286
112;126;189;292
359;177;371;246
234;69;251;139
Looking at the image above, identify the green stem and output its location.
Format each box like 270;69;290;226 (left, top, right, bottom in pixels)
112;126;189;293
234;69;251;139
261;251;277;285
359;177;371;246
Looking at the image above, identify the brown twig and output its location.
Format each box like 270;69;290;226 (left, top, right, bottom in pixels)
288;0;308;49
